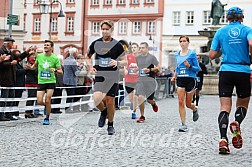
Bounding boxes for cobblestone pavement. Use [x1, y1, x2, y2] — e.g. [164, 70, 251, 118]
[0, 95, 252, 167]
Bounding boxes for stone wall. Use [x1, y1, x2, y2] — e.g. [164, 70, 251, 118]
[201, 75, 219, 95]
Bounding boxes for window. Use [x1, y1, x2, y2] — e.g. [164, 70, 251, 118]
[68, 0, 75, 3]
[119, 0, 125, 4]
[203, 11, 211, 24]
[51, 17, 57, 32]
[146, 0, 154, 3]
[34, 18, 40, 32]
[67, 17, 74, 32]
[220, 11, 228, 24]
[105, 0, 112, 5]
[132, 0, 139, 4]
[119, 21, 127, 34]
[186, 11, 194, 24]
[92, 0, 99, 5]
[147, 21, 155, 34]
[92, 22, 100, 34]
[173, 11, 180, 25]
[133, 21, 141, 34]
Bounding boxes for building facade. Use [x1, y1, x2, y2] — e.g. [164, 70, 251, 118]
[0, 0, 164, 62]
[0, 0, 26, 49]
[163, 0, 252, 68]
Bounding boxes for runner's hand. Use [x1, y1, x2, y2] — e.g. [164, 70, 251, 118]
[89, 67, 97, 75]
[109, 59, 118, 68]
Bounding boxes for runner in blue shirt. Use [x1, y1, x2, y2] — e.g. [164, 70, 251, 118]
[171, 35, 200, 132]
[210, 6, 252, 154]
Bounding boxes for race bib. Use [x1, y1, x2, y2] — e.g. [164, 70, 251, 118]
[128, 68, 136, 74]
[98, 57, 111, 67]
[178, 67, 189, 77]
[40, 71, 51, 79]
[139, 69, 148, 77]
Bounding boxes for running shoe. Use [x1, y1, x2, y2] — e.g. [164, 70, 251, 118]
[98, 109, 107, 127]
[230, 121, 243, 149]
[137, 116, 145, 123]
[178, 124, 188, 132]
[131, 112, 136, 119]
[152, 103, 158, 112]
[219, 139, 230, 154]
[43, 118, 50, 125]
[107, 126, 115, 135]
[193, 109, 199, 122]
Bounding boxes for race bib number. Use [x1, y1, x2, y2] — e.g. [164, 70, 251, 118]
[40, 71, 51, 79]
[128, 68, 136, 74]
[178, 67, 189, 77]
[98, 58, 111, 67]
[139, 69, 148, 77]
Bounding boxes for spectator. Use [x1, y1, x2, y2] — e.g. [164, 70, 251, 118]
[63, 48, 79, 111]
[13, 49, 29, 119]
[51, 54, 64, 114]
[25, 49, 42, 118]
[0, 37, 32, 121]
[75, 54, 89, 111]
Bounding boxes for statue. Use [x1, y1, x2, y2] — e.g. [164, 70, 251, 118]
[210, 0, 227, 26]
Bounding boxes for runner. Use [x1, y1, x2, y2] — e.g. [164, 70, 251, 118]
[135, 42, 160, 123]
[86, 20, 126, 135]
[124, 42, 139, 119]
[192, 55, 208, 108]
[209, 7, 252, 154]
[31, 40, 63, 125]
[171, 35, 200, 132]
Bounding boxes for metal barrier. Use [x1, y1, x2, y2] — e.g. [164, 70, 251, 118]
[0, 85, 93, 113]
[155, 77, 175, 99]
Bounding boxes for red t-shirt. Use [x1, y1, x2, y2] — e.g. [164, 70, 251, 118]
[125, 54, 138, 83]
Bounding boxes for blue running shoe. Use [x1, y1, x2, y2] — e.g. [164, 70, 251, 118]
[131, 112, 136, 119]
[43, 118, 49, 125]
[178, 123, 188, 132]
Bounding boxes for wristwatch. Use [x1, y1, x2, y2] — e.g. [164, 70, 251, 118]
[54, 69, 58, 73]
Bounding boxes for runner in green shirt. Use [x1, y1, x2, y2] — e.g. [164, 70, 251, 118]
[31, 40, 63, 125]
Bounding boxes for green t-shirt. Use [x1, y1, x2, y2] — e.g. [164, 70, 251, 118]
[36, 53, 61, 84]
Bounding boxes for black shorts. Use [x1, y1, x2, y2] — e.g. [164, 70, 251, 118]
[219, 71, 251, 98]
[37, 83, 56, 91]
[93, 76, 118, 97]
[125, 82, 136, 94]
[176, 77, 196, 92]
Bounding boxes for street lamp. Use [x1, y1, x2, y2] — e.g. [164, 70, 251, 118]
[149, 34, 154, 55]
[39, 0, 65, 40]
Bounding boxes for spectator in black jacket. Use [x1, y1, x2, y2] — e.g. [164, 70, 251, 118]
[0, 37, 32, 121]
[13, 49, 30, 118]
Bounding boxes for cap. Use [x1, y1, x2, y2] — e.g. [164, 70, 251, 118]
[3, 37, 15, 42]
[227, 7, 243, 15]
